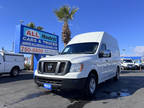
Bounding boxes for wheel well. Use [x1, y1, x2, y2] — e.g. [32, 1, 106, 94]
[11, 66, 20, 72]
[88, 70, 98, 84]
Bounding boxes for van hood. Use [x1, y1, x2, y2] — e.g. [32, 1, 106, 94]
[123, 62, 134, 65]
[122, 63, 135, 66]
[40, 54, 95, 63]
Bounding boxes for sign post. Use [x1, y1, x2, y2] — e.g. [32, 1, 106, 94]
[15, 25, 59, 72]
[33, 54, 43, 73]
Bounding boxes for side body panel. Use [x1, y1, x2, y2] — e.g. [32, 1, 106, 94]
[99, 33, 120, 81]
[4, 54, 24, 72]
[0, 54, 4, 73]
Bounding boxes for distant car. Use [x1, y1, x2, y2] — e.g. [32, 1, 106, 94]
[134, 60, 142, 69]
[142, 63, 144, 67]
[121, 59, 135, 70]
[140, 62, 144, 69]
[0, 51, 24, 77]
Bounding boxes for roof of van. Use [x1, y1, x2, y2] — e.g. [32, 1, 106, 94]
[67, 32, 115, 45]
[0, 51, 24, 56]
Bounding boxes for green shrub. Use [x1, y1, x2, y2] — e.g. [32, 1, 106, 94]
[24, 64, 31, 70]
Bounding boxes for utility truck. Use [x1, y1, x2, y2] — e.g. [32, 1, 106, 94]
[34, 32, 120, 96]
[0, 51, 24, 77]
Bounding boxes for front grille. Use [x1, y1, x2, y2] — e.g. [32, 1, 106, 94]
[38, 61, 71, 75]
[58, 62, 66, 73]
[44, 62, 57, 73]
[128, 64, 133, 66]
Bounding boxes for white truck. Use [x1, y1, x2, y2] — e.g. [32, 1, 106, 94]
[134, 60, 142, 69]
[34, 32, 120, 96]
[121, 59, 135, 70]
[0, 51, 24, 77]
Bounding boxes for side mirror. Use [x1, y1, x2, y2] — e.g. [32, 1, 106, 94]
[99, 49, 111, 58]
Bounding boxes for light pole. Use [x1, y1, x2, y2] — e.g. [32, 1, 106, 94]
[122, 49, 126, 57]
[12, 41, 14, 52]
[19, 20, 24, 25]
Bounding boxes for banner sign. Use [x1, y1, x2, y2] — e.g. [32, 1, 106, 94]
[15, 25, 59, 55]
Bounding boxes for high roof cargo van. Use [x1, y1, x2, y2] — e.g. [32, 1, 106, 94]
[34, 32, 120, 96]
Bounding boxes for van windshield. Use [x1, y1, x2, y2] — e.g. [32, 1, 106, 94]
[123, 60, 133, 63]
[61, 42, 99, 54]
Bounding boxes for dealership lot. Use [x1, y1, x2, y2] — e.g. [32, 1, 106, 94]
[0, 70, 144, 108]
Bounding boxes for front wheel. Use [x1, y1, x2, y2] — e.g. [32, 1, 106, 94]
[10, 67, 20, 77]
[114, 68, 120, 81]
[85, 73, 97, 97]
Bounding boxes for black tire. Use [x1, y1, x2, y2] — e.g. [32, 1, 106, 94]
[85, 73, 97, 97]
[136, 66, 139, 70]
[34, 77, 41, 87]
[35, 83, 41, 88]
[114, 68, 120, 81]
[10, 67, 20, 77]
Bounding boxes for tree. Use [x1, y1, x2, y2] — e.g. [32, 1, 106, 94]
[54, 5, 78, 47]
[27, 22, 36, 29]
[27, 22, 44, 70]
[37, 26, 43, 30]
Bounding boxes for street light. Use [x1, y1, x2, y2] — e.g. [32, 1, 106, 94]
[122, 49, 126, 57]
[19, 20, 24, 24]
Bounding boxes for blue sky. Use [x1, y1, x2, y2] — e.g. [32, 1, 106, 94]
[0, 0, 144, 56]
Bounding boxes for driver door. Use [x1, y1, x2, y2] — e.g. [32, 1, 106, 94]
[97, 43, 110, 81]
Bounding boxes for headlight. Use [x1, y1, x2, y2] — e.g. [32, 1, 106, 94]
[69, 63, 84, 72]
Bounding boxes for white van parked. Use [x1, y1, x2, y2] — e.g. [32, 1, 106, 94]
[34, 32, 120, 96]
[121, 59, 135, 70]
[0, 51, 24, 77]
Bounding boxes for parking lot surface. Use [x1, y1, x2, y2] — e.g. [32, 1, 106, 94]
[0, 70, 144, 108]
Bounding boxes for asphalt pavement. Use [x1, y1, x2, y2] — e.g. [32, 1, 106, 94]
[0, 70, 144, 108]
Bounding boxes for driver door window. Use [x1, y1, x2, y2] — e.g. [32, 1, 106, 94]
[99, 44, 106, 58]
[101, 44, 106, 51]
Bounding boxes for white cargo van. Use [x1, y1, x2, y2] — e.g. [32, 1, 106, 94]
[34, 32, 120, 96]
[0, 51, 24, 77]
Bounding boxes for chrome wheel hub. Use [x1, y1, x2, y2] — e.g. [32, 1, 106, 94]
[13, 70, 18, 76]
[89, 78, 96, 94]
[117, 71, 120, 79]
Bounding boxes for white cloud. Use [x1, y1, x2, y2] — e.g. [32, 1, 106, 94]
[134, 46, 144, 56]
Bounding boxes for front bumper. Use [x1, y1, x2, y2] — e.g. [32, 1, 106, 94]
[140, 64, 144, 68]
[122, 66, 135, 69]
[34, 76, 87, 90]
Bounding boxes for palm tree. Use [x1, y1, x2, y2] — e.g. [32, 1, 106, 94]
[27, 22, 44, 70]
[54, 5, 78, 47]
[37, 26, 43, 30]
[27, 22, 36, 29]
